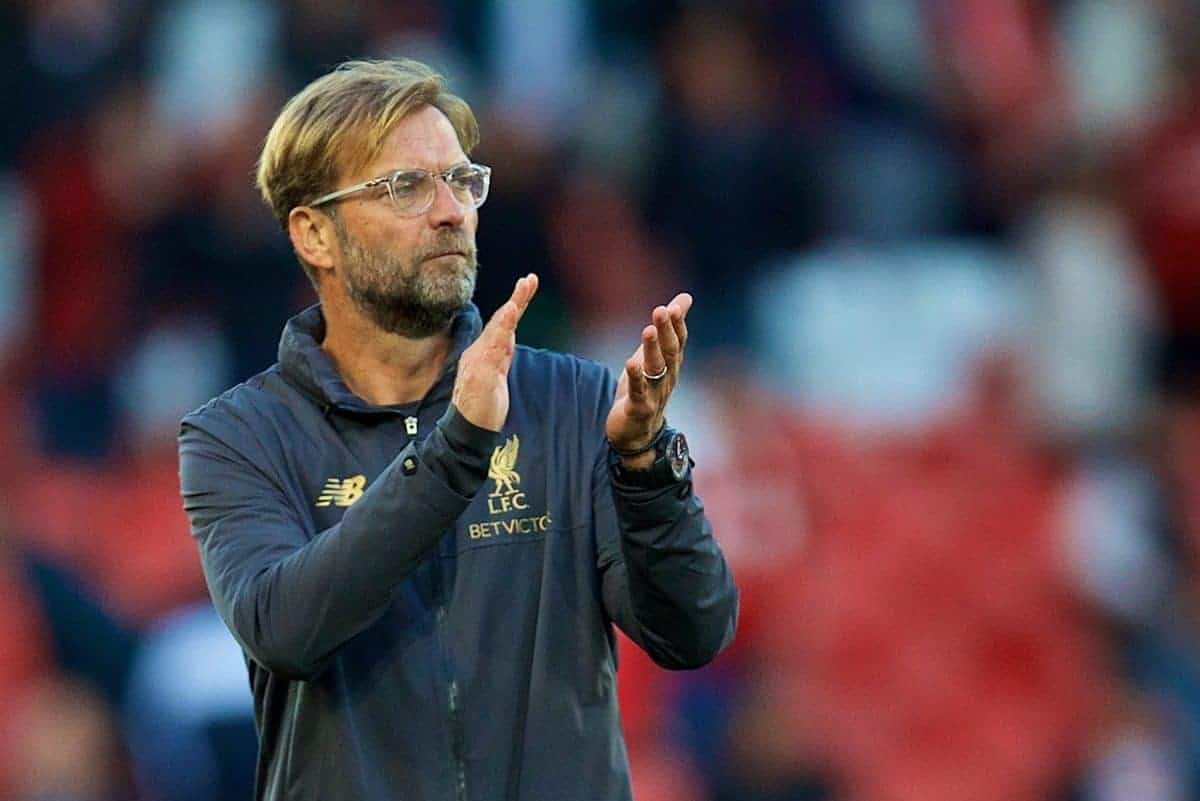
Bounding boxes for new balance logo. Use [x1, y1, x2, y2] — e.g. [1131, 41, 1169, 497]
[316, 474, 366, 507]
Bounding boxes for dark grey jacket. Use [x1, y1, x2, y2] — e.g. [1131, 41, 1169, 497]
[177, 304, 738, 801]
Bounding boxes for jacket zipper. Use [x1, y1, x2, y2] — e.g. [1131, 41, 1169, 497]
[434, 575, 468, 801]
[447, 669, 468, 801]
[415, 377, 467, 801]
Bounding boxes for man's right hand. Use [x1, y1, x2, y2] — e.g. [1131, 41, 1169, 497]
[452, 273, 538, 432]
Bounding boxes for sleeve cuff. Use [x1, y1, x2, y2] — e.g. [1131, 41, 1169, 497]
[437, 404, 500, 467]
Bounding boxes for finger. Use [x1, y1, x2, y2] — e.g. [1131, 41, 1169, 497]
[653, 305, 681, 363]
[671, 312, 687, 356]
[481, 278, 523, 335]
[641, 324, 667, 379]
[613, 360, 630, 398]
[667, 293, 693, 320]
[512, 272, 538, 316]
[483, 273, 539, 340]
[625, 357, 647, 402]
[666, 293, 691, 358]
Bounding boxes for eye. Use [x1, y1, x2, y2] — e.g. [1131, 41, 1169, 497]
[389, 172, 427, 197]
[447, 166, 487, 198]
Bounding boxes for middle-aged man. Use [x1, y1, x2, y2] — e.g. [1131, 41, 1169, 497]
[178, 58, 738, 801]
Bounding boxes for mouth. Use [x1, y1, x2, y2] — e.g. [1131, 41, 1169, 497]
[426, 250, 467, 261]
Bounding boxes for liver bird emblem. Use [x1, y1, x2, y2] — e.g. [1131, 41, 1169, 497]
[488, 435, 521, 496]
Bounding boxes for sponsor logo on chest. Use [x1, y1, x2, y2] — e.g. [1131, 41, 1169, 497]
[468, 435, 552, 539]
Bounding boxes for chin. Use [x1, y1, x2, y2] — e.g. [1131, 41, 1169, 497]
[422, 269, 476, 307]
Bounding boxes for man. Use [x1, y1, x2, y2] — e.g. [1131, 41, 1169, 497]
[178, 58, 738, 801]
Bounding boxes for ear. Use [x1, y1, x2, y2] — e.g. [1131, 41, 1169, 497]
[288, 206, 338, 280]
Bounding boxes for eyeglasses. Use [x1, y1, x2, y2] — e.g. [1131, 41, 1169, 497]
[309, 162, 492, 217]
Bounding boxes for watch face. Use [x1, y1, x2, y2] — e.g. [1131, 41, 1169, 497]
[667, 432, 689, 480]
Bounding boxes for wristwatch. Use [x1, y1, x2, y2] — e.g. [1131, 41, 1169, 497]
[609, 427, 692, 489]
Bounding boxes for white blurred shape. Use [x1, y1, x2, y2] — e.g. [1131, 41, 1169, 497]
[753, 241, 1027, 429]
[491, 0, 591, 138]
[1061, 455, 1168, 623]
[1022, 194, 1156, 440]
[125, 603, 253, 801]
[116, 317, 230, 447]
[1083, 726, 1186, 801]
[1060, 0, 1170, 147]
[150, 0, 278, 145]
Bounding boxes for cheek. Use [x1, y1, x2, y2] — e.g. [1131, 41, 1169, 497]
[462, 211, 479, 238]
[361, 217, 424, 254]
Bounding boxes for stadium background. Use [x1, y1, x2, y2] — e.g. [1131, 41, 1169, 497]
[3, 1, 1200, 799]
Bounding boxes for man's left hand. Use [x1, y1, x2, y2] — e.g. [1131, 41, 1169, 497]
[606, 293, 692, 469]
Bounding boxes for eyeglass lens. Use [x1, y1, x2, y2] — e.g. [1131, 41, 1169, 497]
[388, 166, 489, 215]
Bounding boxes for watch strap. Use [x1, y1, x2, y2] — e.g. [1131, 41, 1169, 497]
[607, 421, 669, 458]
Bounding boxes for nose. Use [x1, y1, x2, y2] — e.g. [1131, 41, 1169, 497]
[426, 174, 468, 228]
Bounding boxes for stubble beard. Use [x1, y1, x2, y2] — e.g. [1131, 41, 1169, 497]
[336, 221, 478, 339]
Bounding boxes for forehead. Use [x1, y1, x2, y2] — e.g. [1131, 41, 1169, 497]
[360, 105, 467, 178]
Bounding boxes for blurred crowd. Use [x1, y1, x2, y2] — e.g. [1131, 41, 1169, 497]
[3, 0, 1200, 799]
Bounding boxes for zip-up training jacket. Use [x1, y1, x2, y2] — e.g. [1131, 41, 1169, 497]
[177, 303, 738, 801]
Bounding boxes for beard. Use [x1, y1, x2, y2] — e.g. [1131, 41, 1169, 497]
[335, 220, 478, 338]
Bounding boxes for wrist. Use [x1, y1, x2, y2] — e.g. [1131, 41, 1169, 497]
[608, 421, 668, 459]
[619, 450, 656, 470]
[609, 428, 692, 489]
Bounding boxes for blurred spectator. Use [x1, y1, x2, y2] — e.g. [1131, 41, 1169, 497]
[0, 536, 55, 799]
[125, 604, 255, 801]
[148, 0, 279, 148]
[713, 667, 835, 801]
[1122, 84, 1200, 394]
[0, 515, 139, 799]
[1020, 189, 1157, 443]
[816, 1, 968, 241]
[2, 0, 148, 164]
[135, 83, 307, 383]
[1057, 0, 1172, 156]
[1165, 403, 1200, 574]
[25, 76, 182, 458]
[470, 112, 571, 349]
[547, 172, 682, 365]
[1068, 689, 1187, 801]
[644, 4, 818, 352]
[929, 0, 1070, 213]
[487, 0, 593, 140]
[1060, 453, 1170, 626]
[278, 1, 370, 84]
[0, 174, 34, 355]
[1126, 588, 1200, 797]
[9, 676, 135, 801]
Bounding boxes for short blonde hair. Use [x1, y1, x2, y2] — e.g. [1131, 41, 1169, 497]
[256, 58, 479, 231]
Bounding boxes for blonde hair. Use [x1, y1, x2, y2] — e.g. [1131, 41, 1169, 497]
[256, 58, 479, 232]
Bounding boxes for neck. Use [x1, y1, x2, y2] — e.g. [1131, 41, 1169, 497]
[319, 290, 453, 407]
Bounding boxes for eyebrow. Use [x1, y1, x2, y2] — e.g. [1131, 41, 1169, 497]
[378, 160, 471, 175]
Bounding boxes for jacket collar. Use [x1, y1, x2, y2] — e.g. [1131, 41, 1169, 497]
[277, 303, 483, 415]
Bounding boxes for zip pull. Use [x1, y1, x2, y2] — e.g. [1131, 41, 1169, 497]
[405, 416, 418, 436]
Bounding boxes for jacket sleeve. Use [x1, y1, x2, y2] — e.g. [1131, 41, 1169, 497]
[178, 404, 497, 680]
[591, 377, 738, 670]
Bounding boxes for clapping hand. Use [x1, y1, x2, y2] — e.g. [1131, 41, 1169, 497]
[453, 274, 539, 432]
[605, 293, 692, 467]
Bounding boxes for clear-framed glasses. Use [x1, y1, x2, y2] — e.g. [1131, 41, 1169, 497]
[309, 162, 491, 217]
